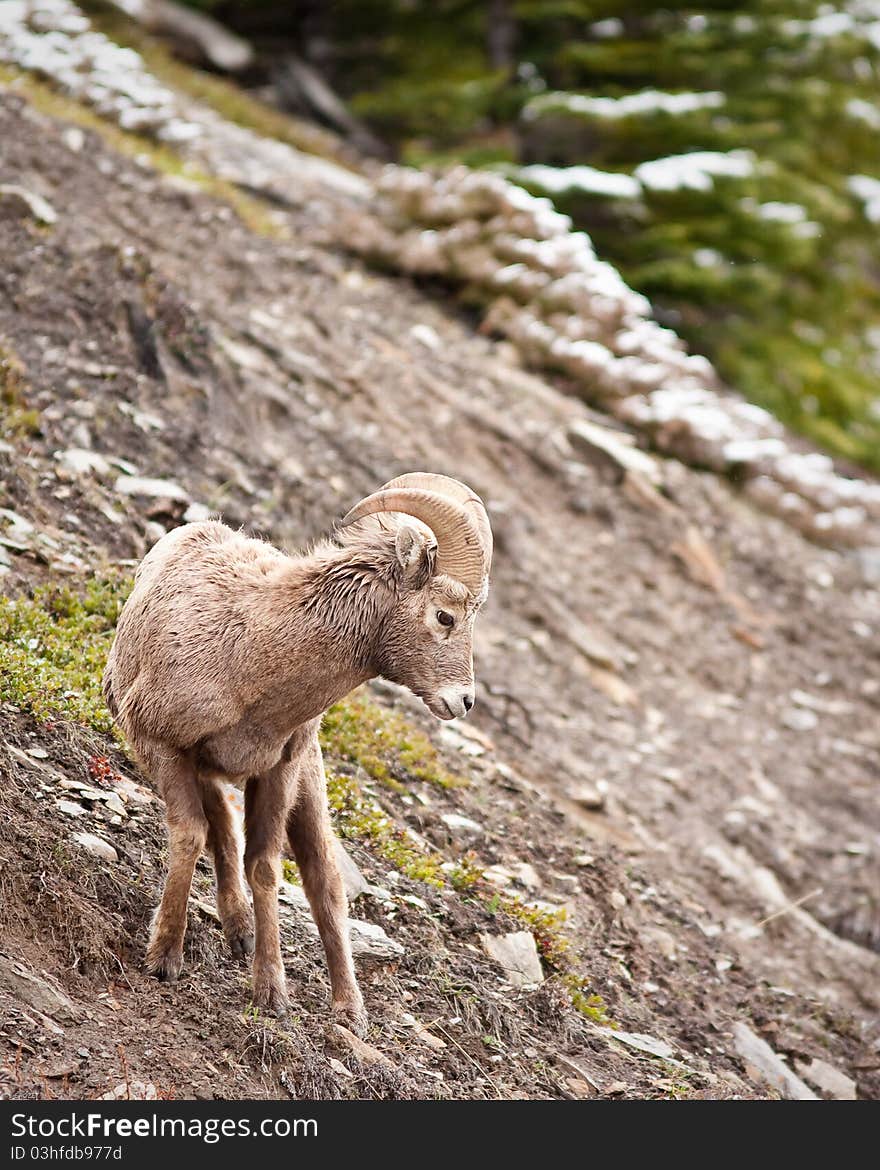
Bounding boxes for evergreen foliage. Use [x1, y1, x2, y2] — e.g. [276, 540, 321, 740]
[188, 1, 880, 470]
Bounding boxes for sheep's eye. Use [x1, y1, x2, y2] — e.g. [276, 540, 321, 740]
[437, 610, 455, 628]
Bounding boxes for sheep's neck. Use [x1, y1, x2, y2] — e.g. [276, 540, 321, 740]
[267, 549, 389, 715]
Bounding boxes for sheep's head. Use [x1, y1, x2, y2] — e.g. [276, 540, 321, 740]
[340, 473, 492, 720]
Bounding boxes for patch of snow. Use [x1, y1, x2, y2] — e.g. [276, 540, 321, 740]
[635, 151, 755, 192]
[846, 97, 880, 128]
[693, 248, 725, 268]
[784, 6, 880, 48]
[754, 201, 808, 223]
[526, 88, 724, 121]
[848, 174, 880, 222]
[590, 18, 624, 39]
[518, 163, 640, 200]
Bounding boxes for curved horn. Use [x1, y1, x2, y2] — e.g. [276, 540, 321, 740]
[340, 486, 488, 594]
[381, 473, 493, 566]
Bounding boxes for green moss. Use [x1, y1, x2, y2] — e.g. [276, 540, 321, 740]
[446, 854, 485, 891]
[325, 763, 446, 886]
[323, 748, 612, 1019]
[0, 341, 41, 437]
[0, 67, 283, 239]
[494, 892, 614, 1023]
[321, 690, 463, 791]
[0, 575, 130, 733]
[567, 982, 613, 1025]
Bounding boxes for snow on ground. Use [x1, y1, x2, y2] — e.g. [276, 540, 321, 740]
[846, 97, 880, 128]
[783, 4, 880, 48]
[634, 150, 756, 192]
[517, 163, 640, 200]
[848, 174, 880, 222]
[518, 150, 761, 201]
[357, 166, 880, 547]
[524, 88, 725, 121]
[0, 0, 368, 198]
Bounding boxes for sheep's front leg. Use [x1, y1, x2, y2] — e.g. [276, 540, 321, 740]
[144, 748, 208, 982]
[288, 738, 366, 1036]
[244, 763, 296, 1016]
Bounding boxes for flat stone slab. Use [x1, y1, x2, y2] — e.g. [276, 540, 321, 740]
[480, 930, 544, 988]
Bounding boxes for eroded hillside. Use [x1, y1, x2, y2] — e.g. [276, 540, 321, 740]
[0, 14, 878, 1102]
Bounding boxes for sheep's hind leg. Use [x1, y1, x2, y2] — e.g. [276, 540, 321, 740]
[202, 778, 254, 959]
[288, 739, 366, 1036]
[244, 763, 296, 1016]
[144, 747, 208, 982]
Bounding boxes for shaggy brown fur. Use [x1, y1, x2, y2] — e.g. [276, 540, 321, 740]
[103, 504, 488, 1032]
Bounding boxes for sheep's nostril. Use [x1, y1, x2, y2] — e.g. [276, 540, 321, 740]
[462, 693, 474, 712]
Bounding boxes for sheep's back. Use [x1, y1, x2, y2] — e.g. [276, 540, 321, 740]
[107, 521, 289, 746]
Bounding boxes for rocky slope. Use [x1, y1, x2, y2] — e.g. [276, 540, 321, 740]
[233, 0, 880, 473]
[0, 5, 878, 1101]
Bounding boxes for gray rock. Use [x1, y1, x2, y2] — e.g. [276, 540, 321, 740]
[483, 864, 515, 888]
[59, 782, 127, 819]
[480, 930, 544, 988]
[0, 508, 34, 538]
[610, 1030, 675, 1060]
[333, 838, 369, 902]
[349, 919, 405, 962]
[56, 799, 88, 818]
[0, 184, 57, 225]
[568, 781, 607, 811]
[56, 448, 111, 477]
[437, 724, 486, 756]
[795, 1057, 857, 1100]
[781, 707, 818, 732]
[440, 812, 484, 841]
[72, 832, 118, 864]
[62, 127, 85, 153]
[0, 953, 81, 1021]
[732, 1023, 818, 1099]
[510, 862, 542, 891]
[279, 880, 403, 960]
[856, 547, 880, 584]
[183, 502, 212, 523]
[114, 475, 189, 501]
[567, 418, 660, 484]
[101, 1081, 157, 1101]
[100, 791, 128, 819]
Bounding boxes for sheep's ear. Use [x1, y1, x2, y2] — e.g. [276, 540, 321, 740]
[394, 524, 436, 590]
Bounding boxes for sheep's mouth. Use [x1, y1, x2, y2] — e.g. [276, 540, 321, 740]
[423, 694, 457, 721]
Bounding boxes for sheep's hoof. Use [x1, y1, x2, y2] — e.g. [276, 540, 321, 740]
[332, 999, 368, 1038]
[145, 946, 184, 983]
[252, 972, 289, 1018]
[228, 930, 255, 960]
[222, 909, 255, 960]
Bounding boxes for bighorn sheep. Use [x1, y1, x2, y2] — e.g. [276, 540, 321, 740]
[103, 473, 492, 1032]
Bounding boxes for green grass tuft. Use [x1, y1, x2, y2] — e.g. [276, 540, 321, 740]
[320, 689, 463, 791]
[0, 340, 41, 437]
[0, 575, 131, 732]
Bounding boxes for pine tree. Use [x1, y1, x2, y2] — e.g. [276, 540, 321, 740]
[512, 2, 880, 470]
